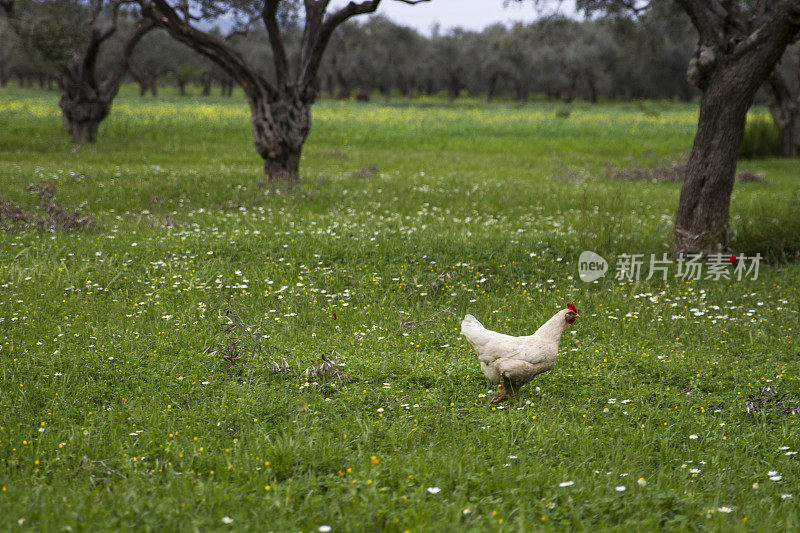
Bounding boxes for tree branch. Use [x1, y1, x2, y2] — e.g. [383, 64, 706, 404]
[82, 3, 124, 86]
[223, 12, 260, 41]
[765, 68, 792, 130]
[732, 2, 800, 61]
[87, 0, 105, 27]
[619, 0, 648, 14]
[224, 27, 249, 41]
[138, 0, 277, 99]
[0, 0, 19, 35]
[263, 0, 290, 87]
[176, 0, 201, 22]
[101, 17, 155, 98]
[295, 0, 429, 96]
[674, 0, 726, 44]
[298, 0, 380, 91]
[99, 2, 126, 41]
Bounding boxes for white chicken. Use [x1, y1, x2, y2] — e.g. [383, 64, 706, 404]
[461, 304, 579, 403]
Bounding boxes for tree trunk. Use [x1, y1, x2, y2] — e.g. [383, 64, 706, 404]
[587, 75, 598, 104]
[516, 84, 528, 103]
[248, 94, 310, 184]
[670, 1, 800, 254]
[201, 79, 211, 96]
[150, 81, 158, 96]
[378, 82, 390, 101]
[71, 119, 101, 144]
[178, 80, 186, 96]
[264, 148, 301, 183]
[335, 70, 350, 99]
[674, 74, 754, 253]
[59, 86, 110, 145]
[355, 83, 371, 102]
[485, 75, 498, 103]
[139, 82, 147, 96]
[447, 83, 459, 101]
[325, 73, 335, 98]
[765, 69, 800, 158]
[781, 109, 800, 158]
[336, 85, 351, 100]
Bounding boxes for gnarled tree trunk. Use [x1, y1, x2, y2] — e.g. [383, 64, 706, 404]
[249, 94, 310, 184]
[59, 84, 110, 144]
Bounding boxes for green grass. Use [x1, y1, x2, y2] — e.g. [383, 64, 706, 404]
[1, 88, 799, 531]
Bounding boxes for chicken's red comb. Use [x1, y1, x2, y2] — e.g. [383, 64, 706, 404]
[567, 303, 577, 313]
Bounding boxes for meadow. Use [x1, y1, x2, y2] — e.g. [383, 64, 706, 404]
[1, 87, 800, 531]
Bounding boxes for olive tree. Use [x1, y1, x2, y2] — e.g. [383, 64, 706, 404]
[0, 0, 154, 143]
[672, 0, 800, 252]
[137, 0, 427, 184]
[518, 0, 800, 253]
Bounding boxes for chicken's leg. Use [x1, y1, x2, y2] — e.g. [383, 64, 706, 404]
[491, 379, 517, 403]
[490, 383, 506, 404]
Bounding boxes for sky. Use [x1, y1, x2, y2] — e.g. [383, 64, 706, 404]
[331, 0, 577, 35]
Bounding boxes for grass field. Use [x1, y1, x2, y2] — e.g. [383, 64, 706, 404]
[1, 88, 800, 531]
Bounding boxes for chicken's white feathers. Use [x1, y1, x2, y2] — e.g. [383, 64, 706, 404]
[461, 309, 575, 389]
